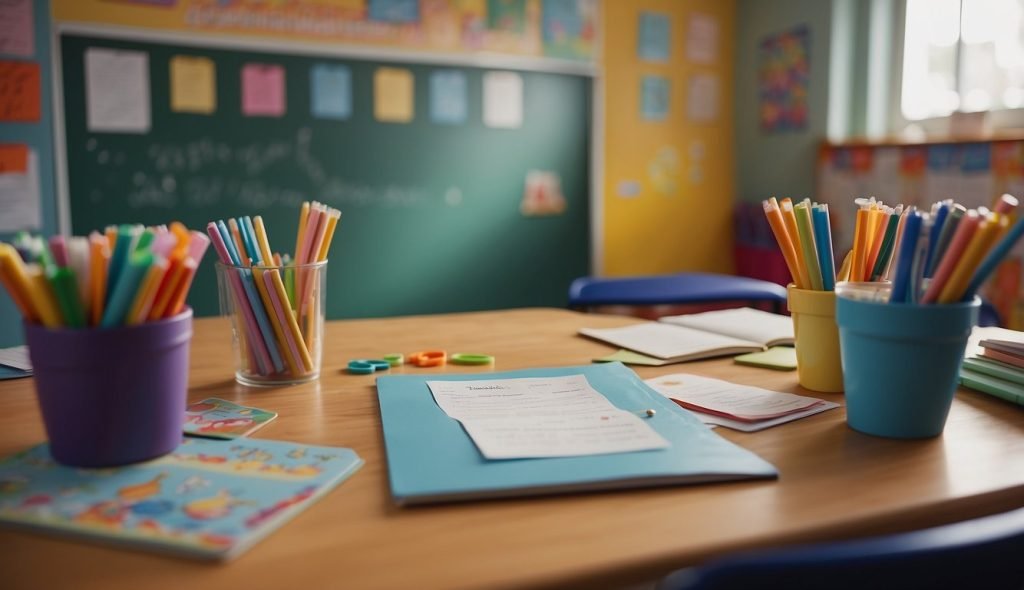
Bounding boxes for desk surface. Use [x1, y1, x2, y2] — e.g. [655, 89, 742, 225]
[3, 308, 1024, 590]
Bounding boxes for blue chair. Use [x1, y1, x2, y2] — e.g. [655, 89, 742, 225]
[657, 506, 1024, 590]
[568, 272, 788, 314]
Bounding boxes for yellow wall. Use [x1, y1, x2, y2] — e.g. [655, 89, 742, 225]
[601, 0, 736, 276]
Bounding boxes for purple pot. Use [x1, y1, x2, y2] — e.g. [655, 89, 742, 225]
[24, 308, 192, 467]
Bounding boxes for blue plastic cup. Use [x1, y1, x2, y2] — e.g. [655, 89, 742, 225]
[835, 296, 979, 439]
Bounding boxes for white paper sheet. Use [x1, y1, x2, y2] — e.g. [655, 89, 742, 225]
[646, 373, 825, 420]
[0, 345, 31, 371]
[427, 375, 669, 459]
[460, 411, 670, 459]
[86, 47, 150, 133]
[0, 150, 40, 232]
[483, 71, 523, 129]
[690, 402, 838, 432]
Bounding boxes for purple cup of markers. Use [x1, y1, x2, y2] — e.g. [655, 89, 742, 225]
[24, 308, 192, 467]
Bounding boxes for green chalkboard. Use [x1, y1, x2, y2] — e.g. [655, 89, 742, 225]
[60, 33, 590, 320]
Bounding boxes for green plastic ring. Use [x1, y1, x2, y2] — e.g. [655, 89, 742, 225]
[450, 353, 495, 365]
[382, 354, 404, 366]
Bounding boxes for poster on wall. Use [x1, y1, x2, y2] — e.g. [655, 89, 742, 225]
[758, 24, 809, 133]
[59, 0, 596, 63]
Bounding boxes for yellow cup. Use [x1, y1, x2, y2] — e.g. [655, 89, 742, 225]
[787, 285, 843, 393]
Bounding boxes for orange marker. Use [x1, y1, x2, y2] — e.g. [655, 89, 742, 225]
[762, 199, 806, 289]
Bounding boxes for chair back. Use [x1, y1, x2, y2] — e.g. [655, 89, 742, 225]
[658, 507, 1024, 590]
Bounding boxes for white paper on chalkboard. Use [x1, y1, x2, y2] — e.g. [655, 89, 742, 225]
[483, 71, 523, 129]
[86, 47, 150, 133]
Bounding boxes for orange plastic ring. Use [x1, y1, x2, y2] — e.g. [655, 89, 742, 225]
[409, 350, 446, 367]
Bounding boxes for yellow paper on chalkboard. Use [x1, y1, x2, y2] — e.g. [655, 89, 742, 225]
[170, 56, 216, 114]
[374, 67, 413, 123]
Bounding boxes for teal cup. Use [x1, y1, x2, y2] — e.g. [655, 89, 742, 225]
[835, 295, 979, 439]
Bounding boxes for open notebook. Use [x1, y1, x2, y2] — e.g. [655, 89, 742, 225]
[0, 437, 363, 560]
[581, 307, 794, 363]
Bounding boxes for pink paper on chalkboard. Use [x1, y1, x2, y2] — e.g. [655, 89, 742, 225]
[241, 63, 285, 117]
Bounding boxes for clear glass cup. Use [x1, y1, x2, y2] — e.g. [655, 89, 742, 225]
[215, 261, 326, 386]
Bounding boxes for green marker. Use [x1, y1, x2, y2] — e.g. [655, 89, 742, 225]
[47, 266, 86, 328]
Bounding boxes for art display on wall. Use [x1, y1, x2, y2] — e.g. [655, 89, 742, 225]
[758, 24, 809, 133]
[56, 0, 596, 62]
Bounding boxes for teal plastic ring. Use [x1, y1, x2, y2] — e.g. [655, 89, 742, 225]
[348, 360, 375, 374]
[366, 360, 391, 371]
[450, 353, 495, 365]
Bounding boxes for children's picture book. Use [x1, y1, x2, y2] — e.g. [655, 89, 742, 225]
[184, 398, 277, 439]
[580, 307, 794, 363]
[0, 437, 363, 560]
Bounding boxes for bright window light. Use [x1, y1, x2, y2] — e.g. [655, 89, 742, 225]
[902, 0, 1024, 120]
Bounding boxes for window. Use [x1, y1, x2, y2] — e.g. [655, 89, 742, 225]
[901, 0, 1024, 121]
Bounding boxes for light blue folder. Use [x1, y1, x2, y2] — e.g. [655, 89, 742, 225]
[376, 362, 778, 505]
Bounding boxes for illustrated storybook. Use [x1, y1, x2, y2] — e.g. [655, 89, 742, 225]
[580, 307, 794, 363]
[184, 398, 278, 439]
[376, 362, 777, 506]
[0, 437, 363, 560]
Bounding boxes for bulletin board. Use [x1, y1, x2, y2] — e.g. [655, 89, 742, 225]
[59, 32, 592, 319]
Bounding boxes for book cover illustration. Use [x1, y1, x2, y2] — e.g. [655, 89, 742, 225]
[184, 397, 278, 439]
[0, 437, 363, 560]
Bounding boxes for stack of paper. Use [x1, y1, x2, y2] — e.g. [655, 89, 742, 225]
[0, 345, 31, 380]
[645, 373, 839, 432]
[960, 329, 1024, 406]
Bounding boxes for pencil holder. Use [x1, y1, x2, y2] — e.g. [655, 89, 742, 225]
[215, 261, 326, 387]
[787, 286, 844, 393]
[24, 308, 193, 468]
[836, 295, 979, 439]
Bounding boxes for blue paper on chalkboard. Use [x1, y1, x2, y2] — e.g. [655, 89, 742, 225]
[429, 70, 467, 125]
[311, 64, 352, 120]
[641, 76, 669, 121]
[638, 12, 670, 62]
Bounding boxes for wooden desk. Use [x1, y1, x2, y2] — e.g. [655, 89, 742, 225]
[3, 308, 1024, 590]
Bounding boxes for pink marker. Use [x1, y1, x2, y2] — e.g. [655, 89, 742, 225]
[206, 223, 273, 375]
[48, 235, 68, 267]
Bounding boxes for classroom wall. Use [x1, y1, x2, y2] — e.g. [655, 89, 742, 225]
[0, 0, 57, 347]
[734, 0, 836, 203]
[600, 0, 737, 276]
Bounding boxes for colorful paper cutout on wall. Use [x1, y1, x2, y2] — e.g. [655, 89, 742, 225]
[0, 144, 28, 173]
[54, 0, 594, 63]
[686, 13, 718, 64]
[0, 148, 40, 232]
[242, 63, 286, 117]
[85, 48, 150, 133]
[0, 60, 39, 122]
[648, 145, 680, 196]
[0, 0, 34, 58]
[429, 70, 467, 125]
[758, 24, 809, 133]
[487, 0, 527, 33]
[170, 55, 216, 114]
[687, 74, 718, 122]
[374, 67, 414, 123]
[637, 12, 670, 62]
[311, 63, 352, 120]
[483, 71, 523, 129]
[520, 170, 566, 216]
[368, 0, 420, 24]
[640, 75, 669, 121]
[541, 0, 596, 61]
